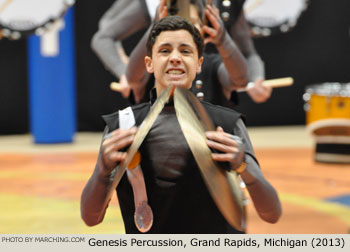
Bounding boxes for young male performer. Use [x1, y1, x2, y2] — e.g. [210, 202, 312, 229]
[81, 16, 281, 233]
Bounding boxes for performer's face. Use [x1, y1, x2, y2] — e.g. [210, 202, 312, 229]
[145, 29, 203, 95]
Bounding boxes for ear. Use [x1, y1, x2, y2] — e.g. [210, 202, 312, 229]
[196, 56, 204, 73]
[145, 56, 154, 73]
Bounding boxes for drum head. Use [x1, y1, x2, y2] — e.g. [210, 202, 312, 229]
[0, 0, 74, 39]
[243, 0, 309, 37]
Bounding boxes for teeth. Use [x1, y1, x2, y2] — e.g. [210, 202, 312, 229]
[168, 70, 183, 75]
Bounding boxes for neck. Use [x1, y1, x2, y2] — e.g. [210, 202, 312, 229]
[155, 83, 176, 98]
[155, 83, 192, 98]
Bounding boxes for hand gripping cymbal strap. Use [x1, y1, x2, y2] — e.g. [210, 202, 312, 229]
[119, 107, 153, 233]
[174, 87, 244, 231]
[99, 85, 174, 229]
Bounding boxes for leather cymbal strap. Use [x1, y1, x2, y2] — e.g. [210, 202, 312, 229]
[174, 87, 244, 231]
[99, 85, 174, 225]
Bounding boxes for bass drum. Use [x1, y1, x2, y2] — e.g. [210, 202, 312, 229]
[243, 0, 309, 37]
[303, 83, 350, 163]
[0, 0, 74, 40]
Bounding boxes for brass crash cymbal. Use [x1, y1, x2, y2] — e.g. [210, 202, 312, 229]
[174, 87, 244, 231]
[101, 85, 243, 231]
[99, 85, 174, 220]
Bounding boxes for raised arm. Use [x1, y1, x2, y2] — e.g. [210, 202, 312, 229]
[229, 11, 272, 103]
[125, 27, 152, 93]
[125, 0, 168, 103]
[203, 5, 249, 92]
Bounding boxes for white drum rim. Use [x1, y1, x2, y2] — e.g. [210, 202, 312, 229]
[314, 135, 350, 144]
[307, 119, 350, 143]
[304, 83, 350, 97]
[315, 153, 350, 164]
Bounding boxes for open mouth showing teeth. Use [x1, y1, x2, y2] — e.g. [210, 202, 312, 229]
[167, 70, 184, 75]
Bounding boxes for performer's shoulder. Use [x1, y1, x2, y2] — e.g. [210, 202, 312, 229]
[102, 102, 151, 128]
[201, 100, 241, 116]
[131, 102, 151, 112]
[200, 101, 244, 131]
[103, 103, 150, 119]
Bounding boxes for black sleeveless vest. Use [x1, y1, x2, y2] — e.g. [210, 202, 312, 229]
[102, 101, 243, 234]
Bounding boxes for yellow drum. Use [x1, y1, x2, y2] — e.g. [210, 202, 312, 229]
[304, 83, 350, 136]
[303, 83, 350, 163]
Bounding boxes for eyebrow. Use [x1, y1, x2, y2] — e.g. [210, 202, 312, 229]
[157, 42, 195, 50]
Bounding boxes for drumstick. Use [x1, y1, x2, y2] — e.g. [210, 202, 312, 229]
[237, 77, 294, 92]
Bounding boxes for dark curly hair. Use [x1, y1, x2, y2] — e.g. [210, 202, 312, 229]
[146, 15, 204, 58]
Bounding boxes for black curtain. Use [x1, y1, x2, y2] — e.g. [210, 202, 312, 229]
[235, 0, 350, 126]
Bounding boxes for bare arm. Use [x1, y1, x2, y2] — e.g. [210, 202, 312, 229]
[125, 0, 168, 103]
[124, 27, 152, 103]
[205, 119, 281, 223]
[234, 119, 282, 223]
[80, 155, 112, 226]
[80, 127, 137, 226]
[125, 27, 152, 91]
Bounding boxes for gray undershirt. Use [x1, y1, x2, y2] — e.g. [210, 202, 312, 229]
[139, 106, 256, 187]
